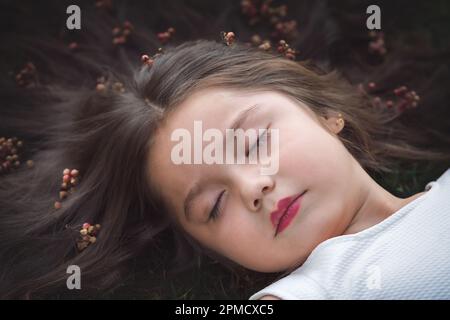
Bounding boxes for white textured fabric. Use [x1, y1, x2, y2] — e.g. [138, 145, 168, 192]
[249, 168, 450, 300]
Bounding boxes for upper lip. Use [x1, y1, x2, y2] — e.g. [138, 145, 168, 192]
[270, 190, 306, 234]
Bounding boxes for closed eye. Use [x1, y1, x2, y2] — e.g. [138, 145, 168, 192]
[208, 190, 226, 221]
[246, 125, 271, 157]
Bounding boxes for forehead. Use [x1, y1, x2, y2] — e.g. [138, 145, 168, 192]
[160, 87, 306, 132]
[170, 88, 267, 126]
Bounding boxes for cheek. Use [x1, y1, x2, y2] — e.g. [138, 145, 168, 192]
[295, 196, 344, 246]
[209, 208, 300, 272]
[280, 124, 348, 189]
[209, 210, 272, 268]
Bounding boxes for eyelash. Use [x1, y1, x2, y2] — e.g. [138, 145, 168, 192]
[209, 190, 226, 221]
[246, 125, 271, 157]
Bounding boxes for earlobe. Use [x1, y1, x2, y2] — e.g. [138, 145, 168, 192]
[323, 113, 345, 134]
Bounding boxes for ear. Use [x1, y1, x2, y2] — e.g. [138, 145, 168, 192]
[321, 113, 345, 135]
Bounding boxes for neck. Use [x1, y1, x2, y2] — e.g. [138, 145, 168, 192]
[342, 168, 425, 235]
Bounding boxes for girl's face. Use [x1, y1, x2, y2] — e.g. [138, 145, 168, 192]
[148, 88, 367, 273]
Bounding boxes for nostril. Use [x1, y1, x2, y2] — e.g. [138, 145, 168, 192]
[262, 186, 269, 192]
[253, 199, 260, 208]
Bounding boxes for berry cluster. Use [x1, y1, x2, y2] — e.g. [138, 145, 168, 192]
[221, 31, 236, 46]
[54, 168, 80, 210]
[140, 48, 164, 69]
[15, 62, 37, 88]
[368, 31, 386, 56]
[276, 39, 297, 60]
[77, 223, 101, 252]
[157, 27, 176, 44]
[95, 76, 125, 93]
[241, 0, 298, 40]
[0, 137, 33, 175]
[360, 82, 420, 114]
[112, 21, 134, 46]
[248, 35, 297, 59]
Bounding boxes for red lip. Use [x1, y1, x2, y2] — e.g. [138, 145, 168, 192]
[271, 191, 306, 236]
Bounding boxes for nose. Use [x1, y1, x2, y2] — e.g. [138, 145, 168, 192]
[241, 175, 275, 212]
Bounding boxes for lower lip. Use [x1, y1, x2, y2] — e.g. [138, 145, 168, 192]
[275, 192, 305, 235]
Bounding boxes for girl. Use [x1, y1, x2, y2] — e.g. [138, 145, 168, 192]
[1, 1, 449, 299]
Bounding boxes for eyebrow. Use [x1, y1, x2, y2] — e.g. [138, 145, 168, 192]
[229, 103, 261, 131]
[183, 103, 262, 221]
